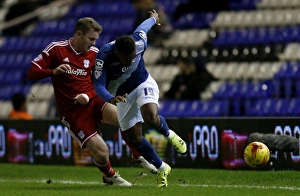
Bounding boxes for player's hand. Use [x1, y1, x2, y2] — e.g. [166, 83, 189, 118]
[53, 64, 71, 75]
[110, 94, 128, 105]
[149, 9, 160, 26]
[74, 94, 89, 104]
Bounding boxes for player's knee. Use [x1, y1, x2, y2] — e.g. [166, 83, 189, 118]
[144, 114, 159, 126]
[94, 155, 109, 165]
[92, 148, 109, 162]
[128, 136, 142, 148]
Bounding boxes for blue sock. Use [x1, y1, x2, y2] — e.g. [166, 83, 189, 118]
[135, 137, 162, 168]
[158, 115, 170, 137]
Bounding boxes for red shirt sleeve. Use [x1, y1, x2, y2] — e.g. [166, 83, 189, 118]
[86, 89, 97, 100]
[27, 48, 55, 80]
[27, 64, 54, 80]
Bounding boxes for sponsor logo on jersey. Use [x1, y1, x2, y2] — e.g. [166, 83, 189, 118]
[66, 69, 87, 76]
[111, 62, 120, 67]
[34, 54, 43, 61]
[122, 66, 131, 72]
[83, 59, 90, 68]
[95, 59, 103, 70]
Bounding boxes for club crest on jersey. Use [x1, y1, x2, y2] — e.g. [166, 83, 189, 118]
[78, 130, 85, 139]
[95, 59, 103, 70]
[94, 70, 102, 79]
[83, 59, 90, 68]
[34, 54, 43, 61]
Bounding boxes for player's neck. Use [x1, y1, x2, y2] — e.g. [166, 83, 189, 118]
[70, 38, 81, 53]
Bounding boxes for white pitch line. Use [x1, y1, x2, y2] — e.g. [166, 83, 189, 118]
[0, 179, 299, 191]
[184, 184, 300, 191]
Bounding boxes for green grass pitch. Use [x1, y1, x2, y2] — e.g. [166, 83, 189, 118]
[0, 163, 300, 196]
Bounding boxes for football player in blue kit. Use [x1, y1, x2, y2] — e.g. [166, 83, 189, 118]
[93, 9, 187, 187]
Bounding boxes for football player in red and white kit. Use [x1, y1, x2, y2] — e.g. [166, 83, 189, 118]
[27, 17, 142, 186]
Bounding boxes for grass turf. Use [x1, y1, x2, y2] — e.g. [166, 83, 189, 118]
[0, 163, 300, 196]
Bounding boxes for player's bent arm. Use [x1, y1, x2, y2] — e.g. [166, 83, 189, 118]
[28, 63, 71, 80]
[94, 83, 114, 103]
[27, 63, 54, 80]
[86, 90, 97, 100]
[93, 69, 114, 102]
[74, 93, 89, 105]
[53, 64, 71, 75]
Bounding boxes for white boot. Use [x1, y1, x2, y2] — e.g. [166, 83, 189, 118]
[134, 156, 158, 174]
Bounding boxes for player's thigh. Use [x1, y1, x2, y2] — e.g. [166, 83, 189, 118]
[102, 102, 118, 126]
[117, 101, 143, 131]
[85, 134, 108, 157]
[136, 76, 160, 107]
[140, 102, 159, 119]
[62, 105, 99, 148]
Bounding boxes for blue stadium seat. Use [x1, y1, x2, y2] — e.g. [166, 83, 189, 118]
[274, 99, 289, 116]
[228, 0, 259, 10]
[288, 98, 300, 116]
[174, 12, 216, 29]
[0, 85, 13, 100]
[187, 100, 202, 117]
[158, 100, 175, 117]
[283, 79, 292, 98]
[0, 55, 8, 68]
[213, 82, 231, 98]
[274, 62, 293, 79]
[290, 62, 300, 79]
[176, 100, 193, 117]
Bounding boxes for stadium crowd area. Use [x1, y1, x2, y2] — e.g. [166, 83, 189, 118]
[1, 0, 300, 118]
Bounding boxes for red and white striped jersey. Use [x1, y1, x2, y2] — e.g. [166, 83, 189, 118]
[28, 39, 99, 115]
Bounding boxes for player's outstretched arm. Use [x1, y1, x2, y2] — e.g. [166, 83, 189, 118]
[148, 9, 160, 26]
[133, 9, 160, 35]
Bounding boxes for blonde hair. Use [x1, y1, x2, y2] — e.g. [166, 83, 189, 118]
[74, 17, 102, 35]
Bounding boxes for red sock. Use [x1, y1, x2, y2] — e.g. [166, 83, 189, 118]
[120, 130, 141, 159]
[94, 159, 115, 177]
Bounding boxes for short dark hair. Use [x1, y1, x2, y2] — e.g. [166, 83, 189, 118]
[115, 36, 135, 53]
[11, 93, 26, 110]
[74, 17, 102, 35]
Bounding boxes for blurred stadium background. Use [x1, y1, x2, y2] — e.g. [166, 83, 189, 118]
[1, 0, 300, 119]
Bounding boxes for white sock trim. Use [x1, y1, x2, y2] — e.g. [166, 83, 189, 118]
[158, 162, 166, 171]
[167, 130, 174, 138]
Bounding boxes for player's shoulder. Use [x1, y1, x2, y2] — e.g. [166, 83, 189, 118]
[89, 46, 99, 54]
[98, 42, 114, 57]
[132, 30, 147, 41]
[43, 39, 69, 54]
[102, 41, 114, 51]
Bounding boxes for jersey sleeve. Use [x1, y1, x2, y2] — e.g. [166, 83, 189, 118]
[131, 17, 157, 51]
[93, 50, 114, 102]
[27, 43, 55, 80]
[133, 17, 157, 35]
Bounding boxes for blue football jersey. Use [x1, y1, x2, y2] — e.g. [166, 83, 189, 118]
[93, 17, 157, 102]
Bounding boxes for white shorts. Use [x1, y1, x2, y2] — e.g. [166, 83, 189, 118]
[116, 74, 160, 131]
